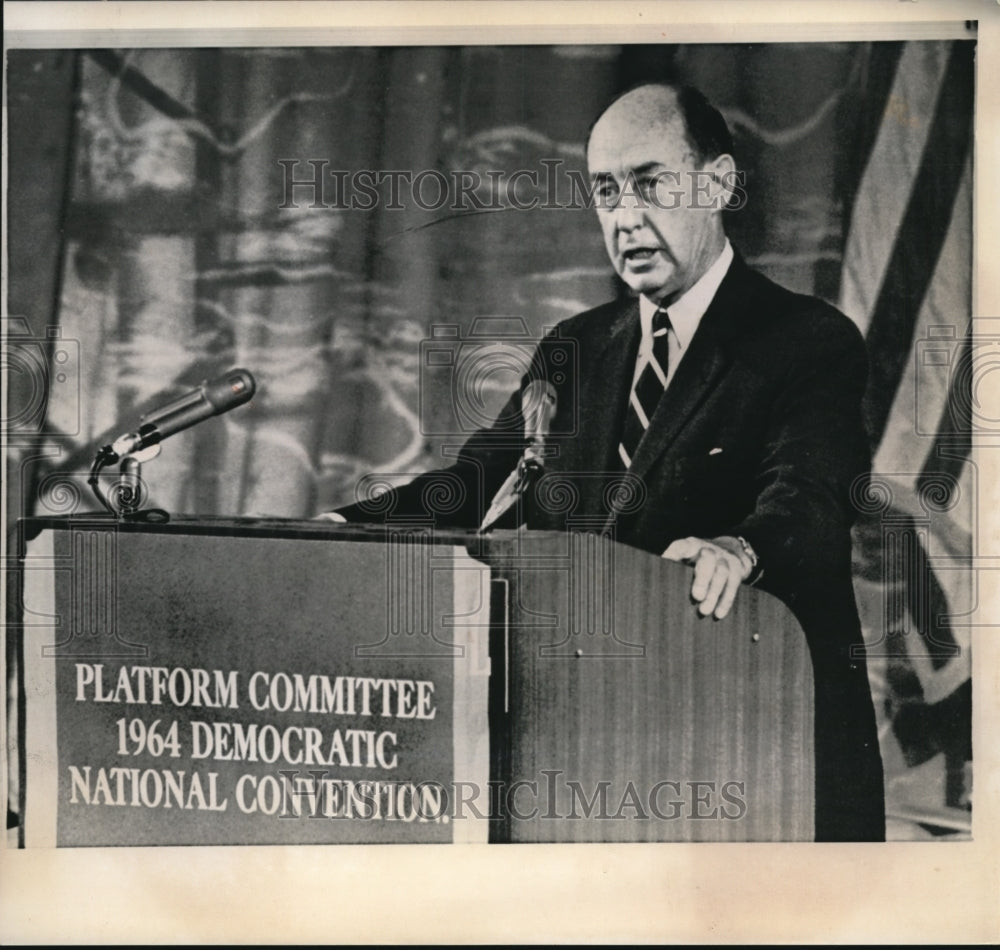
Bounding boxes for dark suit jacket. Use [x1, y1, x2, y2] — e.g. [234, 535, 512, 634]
[338, 252, 886, 841]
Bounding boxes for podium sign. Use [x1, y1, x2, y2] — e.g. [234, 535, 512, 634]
[17, 520, 490, 846]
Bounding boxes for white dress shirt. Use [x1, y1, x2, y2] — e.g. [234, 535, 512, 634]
[633, 239, 734, 389]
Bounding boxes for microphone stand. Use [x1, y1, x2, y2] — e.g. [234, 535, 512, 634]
[88, 442, 170, 522]
[479, 382, 557, 533]
[478, 451, 545, 533]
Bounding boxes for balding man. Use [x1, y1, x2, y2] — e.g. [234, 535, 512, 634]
[333, 83, 885, 841]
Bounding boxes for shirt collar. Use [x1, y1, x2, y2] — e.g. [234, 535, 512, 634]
[638, 239, 734, 351]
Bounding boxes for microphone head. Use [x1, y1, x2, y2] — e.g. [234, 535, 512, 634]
[522, 380, 557, 440]
[522, 380, 556, 410]
[204, 368, 256, 412]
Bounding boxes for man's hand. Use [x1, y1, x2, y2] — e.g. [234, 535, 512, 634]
[661, 536, 753, 620]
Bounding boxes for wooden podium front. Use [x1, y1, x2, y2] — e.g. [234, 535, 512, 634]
[12, 517, 813, 845]
[487, 531, 814, 842]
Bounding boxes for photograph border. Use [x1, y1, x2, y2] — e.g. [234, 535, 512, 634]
[2, 1, 999, 944]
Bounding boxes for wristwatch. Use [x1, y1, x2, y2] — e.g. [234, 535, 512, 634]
[735, 535, 762, 582]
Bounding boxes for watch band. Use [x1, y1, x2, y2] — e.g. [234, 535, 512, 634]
[735, 535, 757, 568]
[735, 535, 761, 583]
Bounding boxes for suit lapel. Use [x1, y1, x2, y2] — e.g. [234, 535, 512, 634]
[560, 297, 640, 476]
[545, 298, 638, 526]
[624, 254, 750, 484]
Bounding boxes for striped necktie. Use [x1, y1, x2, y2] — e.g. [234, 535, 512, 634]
[618, 307, 672, 469]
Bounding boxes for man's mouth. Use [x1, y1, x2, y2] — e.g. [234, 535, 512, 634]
[621, 247, 659, 264]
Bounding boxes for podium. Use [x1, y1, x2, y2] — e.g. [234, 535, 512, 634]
[12, 516, 814, 845]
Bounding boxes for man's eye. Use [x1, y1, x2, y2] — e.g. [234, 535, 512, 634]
[597, 186, 620, 208]
[635, 177, 657, 199]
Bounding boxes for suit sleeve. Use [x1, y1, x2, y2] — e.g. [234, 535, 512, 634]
[728, 311, 871, 610]
[332, 385, 530, 528]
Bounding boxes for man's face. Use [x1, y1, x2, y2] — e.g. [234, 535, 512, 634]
[587, 92, 727, 305]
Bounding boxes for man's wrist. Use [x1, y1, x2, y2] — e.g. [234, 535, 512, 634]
[710, 535, 756, 581]
[734, 535, 758, 574]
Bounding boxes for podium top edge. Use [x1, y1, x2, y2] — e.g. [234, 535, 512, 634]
[17, 515, 585, 549]
[16, 516, 659, 561]
[17, 515, 478, 544]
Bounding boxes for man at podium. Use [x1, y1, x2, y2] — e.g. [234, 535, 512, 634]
[328, 83, 885, 842]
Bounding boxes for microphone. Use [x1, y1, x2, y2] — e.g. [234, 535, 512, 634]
[479, 379, 557, 531]
[521, 380, 557, 461]
[104, 368, 256, 460]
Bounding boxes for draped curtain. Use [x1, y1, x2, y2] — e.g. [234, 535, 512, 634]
[6, 40, 973, 837]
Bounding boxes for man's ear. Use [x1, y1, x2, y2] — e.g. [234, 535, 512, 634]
[703, 153, 741, 210]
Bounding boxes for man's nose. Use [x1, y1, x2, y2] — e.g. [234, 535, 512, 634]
[613, 194, 645, 231]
